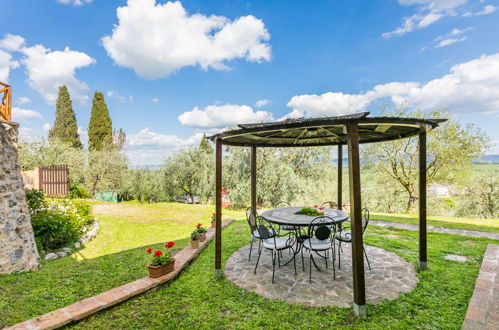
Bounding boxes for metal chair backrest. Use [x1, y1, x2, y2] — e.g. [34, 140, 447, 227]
[362, 208, 370, 234]
[275, 201, 291, 208]
[246, 207, 258, 231]
[321, 201, 338, 209]
[308, 216, 335, 242]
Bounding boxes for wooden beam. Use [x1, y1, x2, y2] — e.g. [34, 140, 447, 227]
[251, 145, 257, 210]
[374, 125, 391, 133]
[419, 132, 427, 270]
[215, 138, 223, 279]
[346, 123, 367, 318]
[293, 128, 308, 144]
[338, 144, 342, 210]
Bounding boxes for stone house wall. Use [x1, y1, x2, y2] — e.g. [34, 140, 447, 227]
[0, 121, 40, 274]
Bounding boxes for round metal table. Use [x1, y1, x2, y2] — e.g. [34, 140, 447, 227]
[261, 207, 349, 227]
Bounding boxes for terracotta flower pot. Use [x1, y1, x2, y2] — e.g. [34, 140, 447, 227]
[147, 259, 175, 278]
[211, 220, 216, 228]
[191, 240, 200, 249]
[199, 233, 207, 242]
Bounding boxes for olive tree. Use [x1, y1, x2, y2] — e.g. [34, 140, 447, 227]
[362, 107, 490, 213]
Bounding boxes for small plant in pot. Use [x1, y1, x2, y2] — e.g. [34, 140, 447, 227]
[146, 241, 175, 278]
[191, 230, 200, 249]
[210, 212, 222, 228]
[196, 223, 207, 241]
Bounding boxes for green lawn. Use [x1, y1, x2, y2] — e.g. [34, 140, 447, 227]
[70, 222, 496, 329]
[0, 202, 244, 328]
[0, 202, 496, 329]
[371, 212, 499, 233]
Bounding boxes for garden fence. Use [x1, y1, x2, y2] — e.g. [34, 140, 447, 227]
[22, 165, 69, 197]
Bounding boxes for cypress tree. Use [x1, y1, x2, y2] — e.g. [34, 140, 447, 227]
[48, 85, 82, 149]
[88, 91, 113, 151]
[199, 134, 213, 154]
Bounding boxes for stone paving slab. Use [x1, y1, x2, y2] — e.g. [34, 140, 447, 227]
[462, 244, 499, 330]
[371, 220, 499, 240]
[5, 219, 234, 330]
[225, 243, 418, 307]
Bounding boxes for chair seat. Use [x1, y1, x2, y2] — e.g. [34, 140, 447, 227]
[335, 231, 351, 242]
[253, 228, 276, 239]
[302, 237, 332, 251]
[263, 237, 293, 250]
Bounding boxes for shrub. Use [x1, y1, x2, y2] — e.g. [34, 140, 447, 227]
[25, 190, 95, 251]
[69, 184, 91, 199]
[25, 189, 47, 212]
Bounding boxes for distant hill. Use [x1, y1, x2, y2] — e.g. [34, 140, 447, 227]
[473, 154, 499, 164]
[129, 164, 162, 170]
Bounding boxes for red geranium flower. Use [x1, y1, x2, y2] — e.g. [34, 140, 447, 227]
[197, 223, 202, 228]
[212, 213, 216, 216]
[146, 248, 153, 254]
[166, 241, 174, 248]
[154, 250, 162, 257]
[319, 207, 325, 211]
[314, 205, 318, 208]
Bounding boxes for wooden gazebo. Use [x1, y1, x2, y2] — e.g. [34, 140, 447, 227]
[209, 112, 445, 317]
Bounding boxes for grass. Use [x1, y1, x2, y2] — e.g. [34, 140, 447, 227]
[69, 221, 496, 329]
[0, 201, 496, 329]
[371, 212, 499, 233]
[0, 202, 244, 328]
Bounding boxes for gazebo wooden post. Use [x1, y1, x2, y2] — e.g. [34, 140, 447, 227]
[337, 144, 342, 210]
[419, 132, 427, 270]
[215, 138, 223, 279]
[251, 146, 257, 210]
[346, 123, 367, 318]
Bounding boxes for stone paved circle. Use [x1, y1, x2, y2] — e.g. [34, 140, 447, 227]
[225, 243, 418, 307]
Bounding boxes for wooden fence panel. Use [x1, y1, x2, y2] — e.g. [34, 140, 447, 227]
[39, 165, 69, 197]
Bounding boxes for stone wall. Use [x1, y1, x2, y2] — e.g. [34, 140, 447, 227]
[0, 121, 40, 274]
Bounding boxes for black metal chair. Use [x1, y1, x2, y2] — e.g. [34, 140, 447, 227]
[302, 216, 337, 283]
[335, 207, 371, 270]
[274, 201, 296, 232]
[246, 207, 275, 262]
[321, 201, 339, 209]
[253, 218, 297, 283]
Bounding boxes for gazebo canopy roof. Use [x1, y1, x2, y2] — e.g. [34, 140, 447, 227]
[209, 112, 446, 147]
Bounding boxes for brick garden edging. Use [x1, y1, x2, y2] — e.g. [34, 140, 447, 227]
[462, 244, 499, 330]
[6, 219, 235, 330]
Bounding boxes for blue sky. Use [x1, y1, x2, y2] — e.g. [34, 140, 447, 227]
[2, 0, 499, 164]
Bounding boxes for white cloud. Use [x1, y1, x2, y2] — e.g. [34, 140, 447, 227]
[42, 123, 51, 131]
[21, 44, 95, 104]
[383, 0, 472, 38]
[487, 140, 499, 155]
[151, 97, 159, 104]
[18, 126, 34, 139]
[126, 128, 205, 164]
[0, 49, 19, 82]
[107, 90, 133, 103]
[476, 5, 496, 15]
[464, 4, 496, 16]
[398, 0, 468, 11]
[178, 103, 274, 128]
[11, 107, 42, 122]
[433, 27, 471, 48]
[255, 99, 271, 107]
[17, 96, 30, 105]
[0, 34, 95, 105]
[56, 0, 93, 6]
[0, 34, 25, 52]
[435, 36, 467, 47]
[285, 53, 499, 116]
[102, 0, 271, 79]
